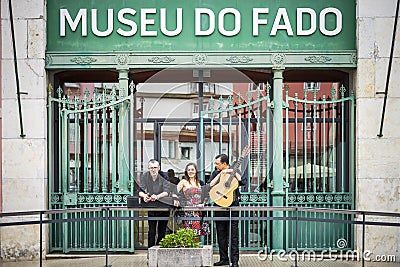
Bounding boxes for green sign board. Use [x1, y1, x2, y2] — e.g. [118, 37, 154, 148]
[47, 0, 356, 52]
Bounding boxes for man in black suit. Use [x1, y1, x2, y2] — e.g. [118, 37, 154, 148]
[207, 154, 247, 267]
[138, 159, 169, 248]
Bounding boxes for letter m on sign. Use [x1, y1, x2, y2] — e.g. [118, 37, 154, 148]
[60, 9, 87, 36]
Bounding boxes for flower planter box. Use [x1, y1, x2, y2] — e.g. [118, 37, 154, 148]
[148, 245, 213, 267]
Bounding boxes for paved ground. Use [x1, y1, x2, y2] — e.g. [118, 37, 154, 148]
[1, 252, 399, 267]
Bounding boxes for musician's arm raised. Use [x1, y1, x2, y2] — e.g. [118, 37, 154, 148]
[220, 169, 242, 182]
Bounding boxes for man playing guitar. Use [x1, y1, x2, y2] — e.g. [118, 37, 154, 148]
[207, 154, 247, 267]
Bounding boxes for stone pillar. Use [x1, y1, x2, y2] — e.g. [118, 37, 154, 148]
[118, 68, 130, 192]
[271, 66, 285, 250]
[118, 68, 129, 96]
[1, 0, 47, 261]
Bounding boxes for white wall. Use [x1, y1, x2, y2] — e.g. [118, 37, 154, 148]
[356, 0, 400, 260]
[1, 0, 47, 260]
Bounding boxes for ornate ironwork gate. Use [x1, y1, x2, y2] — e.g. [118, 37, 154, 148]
[48, 84, 135, 252]
[284, 85, 355, 250]
[47, 78, 354, 252]
[199, 82, 355, 251]
[200, 84, 273, 250]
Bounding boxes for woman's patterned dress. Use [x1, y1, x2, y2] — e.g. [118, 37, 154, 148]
[182, 186, 210, 236]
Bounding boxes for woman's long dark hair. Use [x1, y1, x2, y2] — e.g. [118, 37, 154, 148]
[184, 163, 200, 186]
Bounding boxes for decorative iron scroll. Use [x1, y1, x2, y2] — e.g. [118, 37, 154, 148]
[226, 55, 253, 64]
[287, 193, 352, 204]
[239, 193, 269, 204]
[70, 56, 97, 64]
[304, 55, 332, 63]
[115, 54, 129, 65]
[349, 53, 357, 64]
[51, 193, 130, 205]
[148, 56, 175, 63]
[271, 53, 286, 65]
[193, 53, 208, 65]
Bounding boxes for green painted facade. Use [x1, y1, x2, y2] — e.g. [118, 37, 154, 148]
[46, 0, 356, 253]
[46, 0, 356, 70]
[47, 0, 355, 52]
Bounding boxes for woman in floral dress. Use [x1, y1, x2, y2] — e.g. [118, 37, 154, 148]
[175, 163, 210, 236]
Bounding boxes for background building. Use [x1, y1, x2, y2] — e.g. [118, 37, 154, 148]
[0, 0, 399, 261]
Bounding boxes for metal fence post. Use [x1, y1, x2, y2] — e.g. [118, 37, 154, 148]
[291, 207, 299, 267]
[104, 207, 111, 267]
[362, 212, 365, 267]
[229, 208, 232, 264]
[40, 211, 43, 267]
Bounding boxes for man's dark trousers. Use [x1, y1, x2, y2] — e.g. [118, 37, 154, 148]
[215, 209, 239, 265]
[147, 210, 169, 248]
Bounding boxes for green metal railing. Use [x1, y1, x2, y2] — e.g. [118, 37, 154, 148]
[1, 207, 399, 267]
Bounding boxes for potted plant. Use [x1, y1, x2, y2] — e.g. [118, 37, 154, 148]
[148, 228, 213, 267]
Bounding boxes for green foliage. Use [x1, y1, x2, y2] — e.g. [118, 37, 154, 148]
[159, 228, 201, 248]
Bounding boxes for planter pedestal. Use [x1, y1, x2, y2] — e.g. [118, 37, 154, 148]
[148, 245, 213, 267]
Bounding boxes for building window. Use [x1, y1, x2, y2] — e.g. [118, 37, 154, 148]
[169, 141, 176, 158]
[190, 82, 215, 94]
[304, 82, 320, 91]
[192, 102, 209, 117]
[180, 147, 191, 160]
[161, 140, 176, 159]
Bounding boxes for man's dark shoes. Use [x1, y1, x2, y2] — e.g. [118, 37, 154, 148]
[231, 263, 239, 267]
[214, 260, 229, 266]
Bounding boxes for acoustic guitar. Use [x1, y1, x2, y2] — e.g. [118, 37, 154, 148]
[209, 146, 251, 207]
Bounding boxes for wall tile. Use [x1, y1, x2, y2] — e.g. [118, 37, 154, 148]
[1, 59, 45, 99]
[357, 18, 376, 59]
[375, 58, 400, 98]
[356, 59, 375, 98]
[2, 138, 46, 179]
[1, 19, 28, 59]
[356, 178, 400, 211]
[2, 98, 46, 138]
[7, 0, 44, 19]
[375, 18, 400, 58]
[358, 0, 398, 18]
[357, 139, 400, 178]
[28, 19, 45, 59]
[356, 99, 383, 138]
[2, 178, 46, 212]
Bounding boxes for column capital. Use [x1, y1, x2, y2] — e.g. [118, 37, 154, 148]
[272, 66, 285, 71]
[118, 69, 129, 96]
[117, 68, 129, 77]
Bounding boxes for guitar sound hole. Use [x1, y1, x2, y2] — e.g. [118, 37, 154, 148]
[216, 191, 228, 199]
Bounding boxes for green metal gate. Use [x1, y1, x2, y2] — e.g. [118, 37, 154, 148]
[48, 84, 135, 252]
[199, 82, 355, 251]
[284, 84, 355, 250]
[200, 84, 273, 251]
[47, 77, 354, 252]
